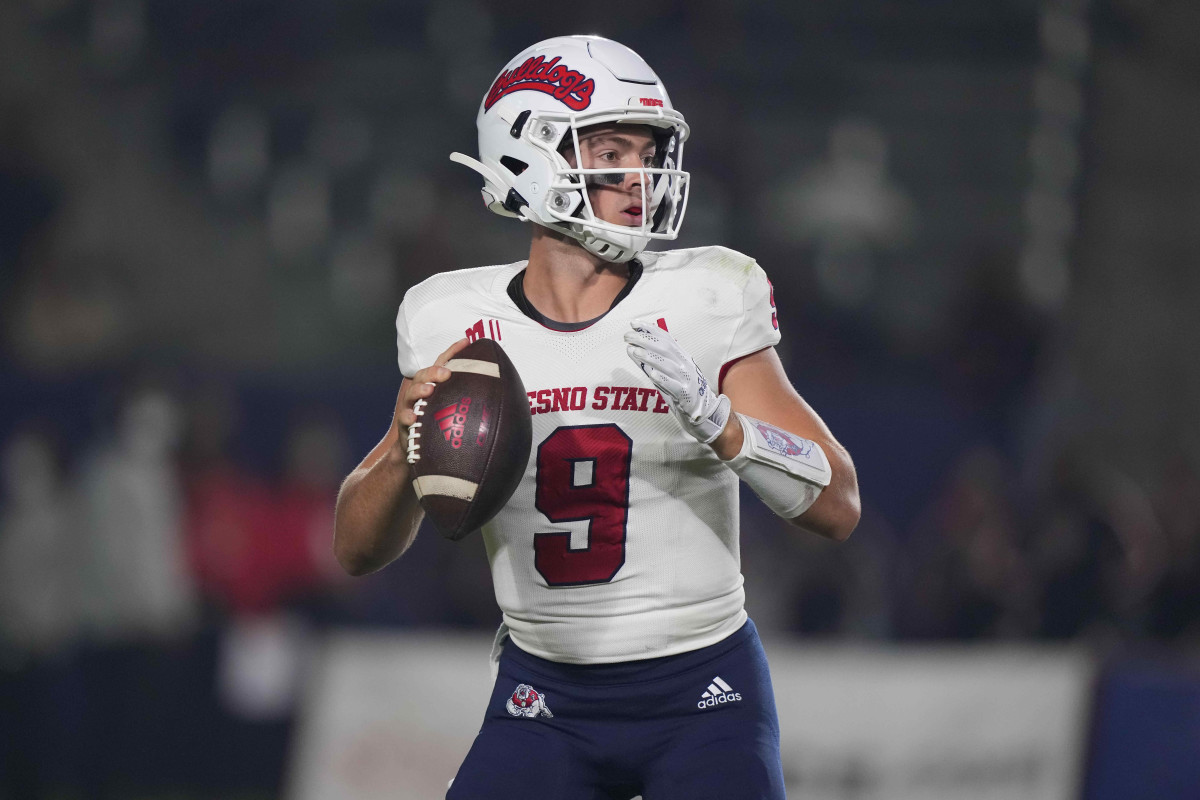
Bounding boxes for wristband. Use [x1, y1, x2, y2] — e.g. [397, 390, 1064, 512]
[725, 413, 830, 518]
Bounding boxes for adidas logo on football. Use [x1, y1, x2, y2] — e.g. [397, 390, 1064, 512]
[697, 676, 742, 709]
[433, 398, 472, 449]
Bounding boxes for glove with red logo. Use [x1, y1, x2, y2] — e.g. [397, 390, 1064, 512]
[624, 319, 731, 445]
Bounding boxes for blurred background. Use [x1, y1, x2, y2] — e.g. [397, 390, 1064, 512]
[2, 0, 1199, 797]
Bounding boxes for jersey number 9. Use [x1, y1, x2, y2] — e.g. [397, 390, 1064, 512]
[534, 425, 632, 586]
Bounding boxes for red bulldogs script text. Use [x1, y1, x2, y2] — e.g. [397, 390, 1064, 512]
[484, 56, 595, 112]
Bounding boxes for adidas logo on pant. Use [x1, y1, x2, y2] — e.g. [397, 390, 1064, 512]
[697, 676, 742, 709]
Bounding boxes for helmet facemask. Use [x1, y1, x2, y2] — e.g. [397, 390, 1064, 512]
[533, 114, 689, 262]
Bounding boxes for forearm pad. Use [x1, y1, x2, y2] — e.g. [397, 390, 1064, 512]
[725, 413, 831, 518]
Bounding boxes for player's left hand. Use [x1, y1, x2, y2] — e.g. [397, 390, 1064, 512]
[624, 319, 730, 444]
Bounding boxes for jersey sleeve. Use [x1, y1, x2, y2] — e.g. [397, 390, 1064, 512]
[722, 262, 781, 366]
[395, 293, 421, 380]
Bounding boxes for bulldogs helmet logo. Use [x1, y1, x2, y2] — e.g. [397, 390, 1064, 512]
[506, 683, 554, 719]
[484, 55, 595, 112]
[756, 422, 813, 458]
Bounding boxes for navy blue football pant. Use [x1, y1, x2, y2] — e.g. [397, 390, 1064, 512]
[446, 619, 786, 800]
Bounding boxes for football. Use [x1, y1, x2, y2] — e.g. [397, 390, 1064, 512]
[407, 338, 532, 541]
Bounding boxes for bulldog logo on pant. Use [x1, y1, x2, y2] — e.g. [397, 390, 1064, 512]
[506, 684, 554, 718]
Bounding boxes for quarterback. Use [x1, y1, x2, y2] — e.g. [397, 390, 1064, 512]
[334, 36, 860, 799]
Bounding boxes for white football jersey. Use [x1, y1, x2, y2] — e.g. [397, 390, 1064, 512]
[396, 245, 780, 664]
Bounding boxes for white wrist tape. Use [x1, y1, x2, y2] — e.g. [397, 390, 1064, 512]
[725, 413, 831, 518]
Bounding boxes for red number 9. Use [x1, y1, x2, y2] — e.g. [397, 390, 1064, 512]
[534, 424, 633, 586]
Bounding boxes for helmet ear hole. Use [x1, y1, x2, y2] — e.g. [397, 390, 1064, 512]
[500, 156, 529, 176]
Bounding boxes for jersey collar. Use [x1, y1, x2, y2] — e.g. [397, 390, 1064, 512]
[507, 260, 644, 332]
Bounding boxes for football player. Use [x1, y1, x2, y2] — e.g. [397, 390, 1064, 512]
[334, 35, 860, 799]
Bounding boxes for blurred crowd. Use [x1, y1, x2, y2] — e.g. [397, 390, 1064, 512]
[762, 441, 1200, 644]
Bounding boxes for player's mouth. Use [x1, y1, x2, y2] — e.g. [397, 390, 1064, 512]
[621, 205, 644, 225]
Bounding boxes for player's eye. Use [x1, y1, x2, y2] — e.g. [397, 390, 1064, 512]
[641, 154, 656, 168]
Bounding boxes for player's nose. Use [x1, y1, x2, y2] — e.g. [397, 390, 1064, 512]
[620, 156, 646, 191]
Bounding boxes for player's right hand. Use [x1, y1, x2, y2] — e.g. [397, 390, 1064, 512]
[393, 338, 470, 455]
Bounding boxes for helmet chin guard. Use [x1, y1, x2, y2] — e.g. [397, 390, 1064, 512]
[451, 35, 691, 263]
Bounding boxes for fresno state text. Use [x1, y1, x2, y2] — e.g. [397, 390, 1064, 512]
[527, 385, 672, 416]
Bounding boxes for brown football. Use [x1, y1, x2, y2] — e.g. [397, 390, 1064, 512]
[408, 338, 532, 541]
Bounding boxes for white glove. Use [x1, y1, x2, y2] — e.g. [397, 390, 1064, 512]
[624, 319, 731, 444]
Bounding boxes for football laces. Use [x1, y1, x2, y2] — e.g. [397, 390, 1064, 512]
[406, 399, 427, 464]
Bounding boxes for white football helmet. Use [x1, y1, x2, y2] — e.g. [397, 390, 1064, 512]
[451, 35, 691, 263]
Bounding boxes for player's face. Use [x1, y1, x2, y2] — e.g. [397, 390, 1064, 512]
[562, 125, 658, 228]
